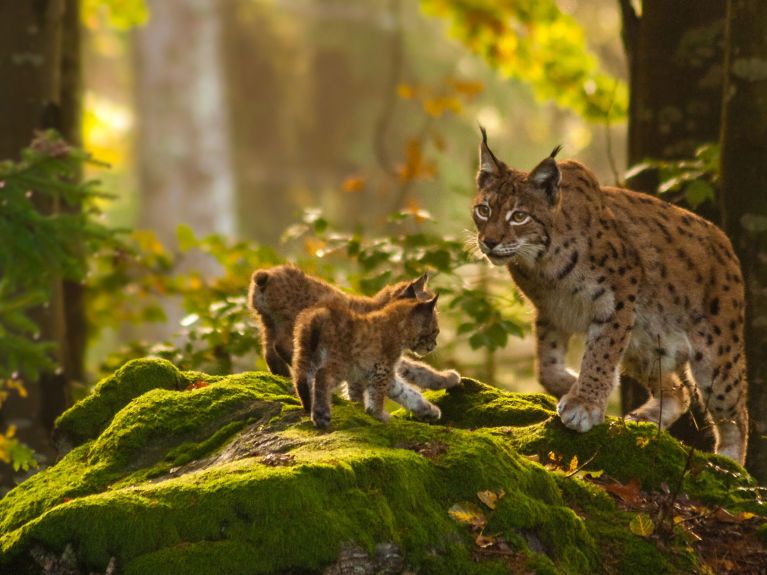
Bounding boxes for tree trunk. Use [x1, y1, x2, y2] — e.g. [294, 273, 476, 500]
[133, 0, 236, 339]
[0, 0, 81, 478]
[133, 0, 236, 249]
[619, 0, 726, 450]
[719, 0, 767, 481]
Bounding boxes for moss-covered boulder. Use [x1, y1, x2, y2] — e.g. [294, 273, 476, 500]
[1, 359, 764, 574]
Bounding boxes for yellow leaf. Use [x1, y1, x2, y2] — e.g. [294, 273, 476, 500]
[629, 513, 655, 537]
[448, 502, 487, 529]
[635, 436, 650, 448]
[397, 84, 414, 100]
[477, 490, 498, 510]
[567, 455, 579, 473]
[304, 238, 327, 258]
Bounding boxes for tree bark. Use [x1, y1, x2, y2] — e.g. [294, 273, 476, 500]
[619, 0, 726, 450]
[719, 0, 767, 481]
[0, 0, 81, 478]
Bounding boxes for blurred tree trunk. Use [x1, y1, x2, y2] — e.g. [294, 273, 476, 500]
[0, 0, 82, 476]
[619, 0, 726, 450]
[134, 0, 235, 248]
[133, 0, 235, 336]
[719, 0, 767, 481]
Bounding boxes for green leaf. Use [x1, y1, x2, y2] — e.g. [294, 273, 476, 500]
[176, 224, 198, 252]
[629, 513, 655, 537]
[683, 180, 715, 209]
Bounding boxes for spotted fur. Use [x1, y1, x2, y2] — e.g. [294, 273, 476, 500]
[247, 265, 460, 415]
[471, 130, 748, 464]
[292, 295, 442, 428]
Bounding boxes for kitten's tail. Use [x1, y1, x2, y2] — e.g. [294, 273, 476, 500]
[292, 307, 328, 412]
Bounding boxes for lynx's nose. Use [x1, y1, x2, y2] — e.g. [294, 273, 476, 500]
[482, 239, 499, 251]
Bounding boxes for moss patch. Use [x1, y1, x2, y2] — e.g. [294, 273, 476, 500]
[2, 365, 764, 574]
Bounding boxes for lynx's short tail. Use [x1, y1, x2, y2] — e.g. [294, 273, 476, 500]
[292, 307, 329, 412]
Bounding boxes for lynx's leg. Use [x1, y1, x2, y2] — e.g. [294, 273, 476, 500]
[558, 297, 637, 433]
[388, 376, 441, 420]
[260, 317, 292, 377]
[689, 324, 748, 465]
[365, 364, 393, 422]
[292, 308, 328, 413]
[623, 363, 692, 429]
[397, 358, 461, 390]
[311, 367, 333, 429]
[535, 318, 576, 398]
[345, 380, 365, 403]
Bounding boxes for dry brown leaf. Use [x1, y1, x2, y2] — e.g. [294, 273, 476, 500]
[448, 502, 487, 530]
[477, 489, 505, 510]
[601, 478, 642, 506]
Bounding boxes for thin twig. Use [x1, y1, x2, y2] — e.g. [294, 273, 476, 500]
[604, 79, 623, 187]
[564, 448, 602, 478]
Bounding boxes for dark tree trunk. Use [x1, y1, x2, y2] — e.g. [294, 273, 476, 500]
[0, 0, 81, 478]
[719, 0, 767, 481]
[619, 0, 726, 450]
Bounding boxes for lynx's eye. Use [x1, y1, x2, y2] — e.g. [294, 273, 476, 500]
[508, 210, 530, 225]
[474, 204, 491, 220]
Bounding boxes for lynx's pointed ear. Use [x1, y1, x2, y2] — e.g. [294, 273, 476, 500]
[399, 283, 418, 300]
[478, 126, 504, 185]
[411, 272, 429, 294]
[528, 145, 562, 205]
[414, 292, 439, 314]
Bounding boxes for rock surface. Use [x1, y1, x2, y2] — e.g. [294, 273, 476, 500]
[1, 358, 764, 574]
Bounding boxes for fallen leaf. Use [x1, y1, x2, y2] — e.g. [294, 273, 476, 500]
[601, 478, 642, 506]
[567, 455, 579, 473]
[184, 380, 209, 391]
[477, 489, 505, 510]
[448, 502, 487, 530]
[474, 533, 495, 548]
[629, 513, 655, 537]
[635, 436, 650, 448]
[714, 508, 756, 523]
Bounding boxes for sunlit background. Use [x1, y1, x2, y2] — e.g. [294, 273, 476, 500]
[79, 0, 627, 402]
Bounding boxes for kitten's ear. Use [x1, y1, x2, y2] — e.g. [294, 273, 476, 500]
[414, 293, 439, 314]
[478, 126, 504, 184]
[399, 283, 418, 300]
[411, 272, 429, 294]
[528, 145, 562, 205]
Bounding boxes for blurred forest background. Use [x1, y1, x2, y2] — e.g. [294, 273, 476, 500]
[1, 0, 766, 487]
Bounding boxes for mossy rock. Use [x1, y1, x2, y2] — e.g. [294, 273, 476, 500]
[1, 359, 763, 574]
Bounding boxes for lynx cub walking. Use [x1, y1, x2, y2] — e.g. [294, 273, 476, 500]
[471, 129, 748, 464]
[292, 294, 441, 428]
[248, 265, 459, 418]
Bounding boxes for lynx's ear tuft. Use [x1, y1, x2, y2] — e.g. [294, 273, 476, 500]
[478, 125, 504, 185]
[549, 144, 563, 159]
[528, 150, 562, 206]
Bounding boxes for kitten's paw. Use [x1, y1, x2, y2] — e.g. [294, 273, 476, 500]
[557, 393, 604, 433]
[311, 410, 331, 429]
[365, 407, 391, 423]
[442, 369, 462, 389]
[414, 403, 441, 421]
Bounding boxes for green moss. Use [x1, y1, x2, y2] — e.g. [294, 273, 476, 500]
[1, 364, 763, 574]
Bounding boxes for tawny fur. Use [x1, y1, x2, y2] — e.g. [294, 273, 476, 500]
[471, 132, 748, 464]
[292, 295, 441, 428]
[247, 265, 459, 416]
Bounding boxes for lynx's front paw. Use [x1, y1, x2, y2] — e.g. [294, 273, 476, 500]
[557, 392, 605, 433]
[365, 407, 391, 423]
[312, 410, 331, 430]
[442, 369, 462, 389]
[414, 402, 441, 422]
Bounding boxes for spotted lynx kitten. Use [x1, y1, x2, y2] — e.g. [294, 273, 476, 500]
[292, 293, 441, 428]
[471, 129, 748, 463]
[248, 265, 460, 418]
